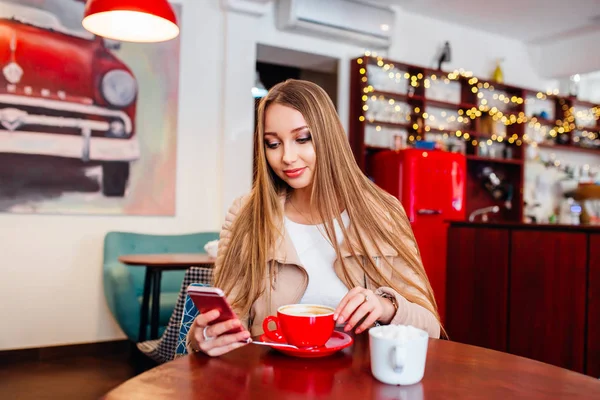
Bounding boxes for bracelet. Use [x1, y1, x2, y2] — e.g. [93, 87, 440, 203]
[376, 291, 398, 313]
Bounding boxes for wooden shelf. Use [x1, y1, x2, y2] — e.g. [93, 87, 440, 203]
[350, 56, 600, 225]
[535, 142, 600, 156]
[467, 155, 523, 165]
[366, 120, 412, 129]
[365, 145, 392, 151]
[570, 97, 600, 109]
[528, 117, 557, 126]
[371, 90, 425, 103]
[425, 127, 471, 135]
[425, 98, 478, 110]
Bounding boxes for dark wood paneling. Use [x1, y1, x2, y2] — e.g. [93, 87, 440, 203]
[509, 231, 587, 373]
[587, 234, 600, 377]
[0, 340, 130, 364]
[446, 226, 509, 351]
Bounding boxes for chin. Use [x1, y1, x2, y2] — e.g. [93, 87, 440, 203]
[282, 175, 313, 190]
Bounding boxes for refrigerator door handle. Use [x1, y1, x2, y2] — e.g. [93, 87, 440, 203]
[417, 209, 443, 215]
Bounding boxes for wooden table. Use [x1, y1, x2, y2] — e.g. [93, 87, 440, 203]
[103, 333, 600, 399]
[118, 253, 216, 341]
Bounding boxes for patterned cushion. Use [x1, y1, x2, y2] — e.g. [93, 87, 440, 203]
[136, 266, 213, 363]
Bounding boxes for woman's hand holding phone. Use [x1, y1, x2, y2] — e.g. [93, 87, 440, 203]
[189, 310, 251, 356]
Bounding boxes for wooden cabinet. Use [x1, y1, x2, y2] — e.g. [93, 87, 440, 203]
[446, 222, 599, 376]
[588, 234, 600, 378]
[446, 226, 509, 351]
[349, 57, 600, 225]
[509, 231, 587, 373]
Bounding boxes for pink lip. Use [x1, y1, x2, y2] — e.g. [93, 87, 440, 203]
[283, 167, 306, 178]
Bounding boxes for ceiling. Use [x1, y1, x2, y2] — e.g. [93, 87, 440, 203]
[359, 0, 600, 43]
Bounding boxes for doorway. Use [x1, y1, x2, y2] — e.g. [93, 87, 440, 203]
[253, 44, 339, 180]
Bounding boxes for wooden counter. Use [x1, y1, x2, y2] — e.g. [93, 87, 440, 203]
[445, 221, 599, 378]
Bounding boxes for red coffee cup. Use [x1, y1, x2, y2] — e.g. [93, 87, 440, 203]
[262, 304, 335, 348]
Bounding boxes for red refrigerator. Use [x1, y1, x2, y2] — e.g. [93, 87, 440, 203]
[370, 149, 466, 322]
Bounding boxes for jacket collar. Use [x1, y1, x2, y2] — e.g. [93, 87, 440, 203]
[269, 194, 397, 265]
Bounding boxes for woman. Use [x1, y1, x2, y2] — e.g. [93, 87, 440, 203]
[188, 80, 442, 356]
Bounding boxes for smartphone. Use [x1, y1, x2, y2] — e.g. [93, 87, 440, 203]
[187, 285, 244, 335]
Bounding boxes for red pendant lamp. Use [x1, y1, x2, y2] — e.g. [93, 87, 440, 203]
[82, 0, 179, 43]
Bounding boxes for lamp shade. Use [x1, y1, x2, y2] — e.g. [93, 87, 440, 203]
[82, 0, 179, 43]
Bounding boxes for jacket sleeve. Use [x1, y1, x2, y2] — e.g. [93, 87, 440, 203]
[376, 237, 441, 338]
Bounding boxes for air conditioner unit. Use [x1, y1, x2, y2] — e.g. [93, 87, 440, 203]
[277, 0, 394, 48]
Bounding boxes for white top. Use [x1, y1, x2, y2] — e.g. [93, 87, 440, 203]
[284, 211, 351, 310]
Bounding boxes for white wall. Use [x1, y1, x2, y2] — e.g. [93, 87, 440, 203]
[0, 0, 225, 351]
[389, 9, 557, 92]
[0, 0, 562, 351]
[532, 30, 600, 79]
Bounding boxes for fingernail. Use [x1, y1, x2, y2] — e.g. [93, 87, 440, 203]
[344, 325, 351, 332]
[333, 313, 338, 320]
[337, 316, 344, 324]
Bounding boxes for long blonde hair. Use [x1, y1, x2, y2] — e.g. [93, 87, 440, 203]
[214, 79, 442, 332]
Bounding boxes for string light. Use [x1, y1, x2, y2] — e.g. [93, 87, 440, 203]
[357, 52, 600, 150]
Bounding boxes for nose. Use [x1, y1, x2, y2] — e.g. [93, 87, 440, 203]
[282, 143, 297, 165]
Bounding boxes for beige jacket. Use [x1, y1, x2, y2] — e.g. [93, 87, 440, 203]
[215, 195, 441, 339]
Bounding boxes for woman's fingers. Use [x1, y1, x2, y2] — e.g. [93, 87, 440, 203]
[194, 310, 221, 327]
[205, 340, 249, 357]
[334, 287, 363, 321]
[355, 309, 381, 334]
[337, 289, 372, 325]
[204, 318, 243, 338]
[200, 330, 251, 355]
[344, 300, 376, 332]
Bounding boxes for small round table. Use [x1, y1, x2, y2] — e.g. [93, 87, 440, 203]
[118, 253, 216, 341]
[103, 333, 600, 399]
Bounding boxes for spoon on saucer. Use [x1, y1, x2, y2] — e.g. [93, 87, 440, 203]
[249, 340, 301, 349]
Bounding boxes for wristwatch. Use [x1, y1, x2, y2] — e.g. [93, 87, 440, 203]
[376, 290, 398, 310]
[375, 290, 398, 326]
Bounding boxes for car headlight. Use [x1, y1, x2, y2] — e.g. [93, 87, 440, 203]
[101, 70, 137, 107]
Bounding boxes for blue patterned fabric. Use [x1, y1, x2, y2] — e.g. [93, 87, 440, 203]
[136, 267, 213, 363]
[175, 283, 205, 357]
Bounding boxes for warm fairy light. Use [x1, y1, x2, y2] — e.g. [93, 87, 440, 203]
[362, 95, 368, 101]
[376, 126, 382, 131]
[359, 116, 365, 121]
[359, 68, 366, 74]
[357, 58, 363, 64]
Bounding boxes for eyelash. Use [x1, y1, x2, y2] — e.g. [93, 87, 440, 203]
[265, 135, 311, 149]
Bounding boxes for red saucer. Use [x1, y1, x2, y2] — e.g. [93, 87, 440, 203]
[258, 331, 353, 358]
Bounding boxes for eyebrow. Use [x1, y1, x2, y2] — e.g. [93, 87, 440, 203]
[264, 126, 309, 136]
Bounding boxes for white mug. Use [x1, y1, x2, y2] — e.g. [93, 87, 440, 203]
[369, 325, 429, 385]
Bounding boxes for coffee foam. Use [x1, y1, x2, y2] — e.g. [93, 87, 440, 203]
[370, 325, 424, 343]
[279, 304, 334, 316]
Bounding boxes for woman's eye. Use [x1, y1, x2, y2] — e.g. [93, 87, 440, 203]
[265, 141, 280, 149]
[297, 136, 311, 144]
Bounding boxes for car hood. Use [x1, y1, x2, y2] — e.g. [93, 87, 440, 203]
[0, 19, 100, 101]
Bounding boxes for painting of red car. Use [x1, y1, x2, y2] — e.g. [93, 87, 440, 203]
[0, 0, 140, 198]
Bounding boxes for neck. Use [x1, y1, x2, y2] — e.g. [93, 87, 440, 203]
[289, 186, 313, 214]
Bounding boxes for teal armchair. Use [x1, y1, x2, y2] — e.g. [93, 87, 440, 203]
[103, 231, 219, 342]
